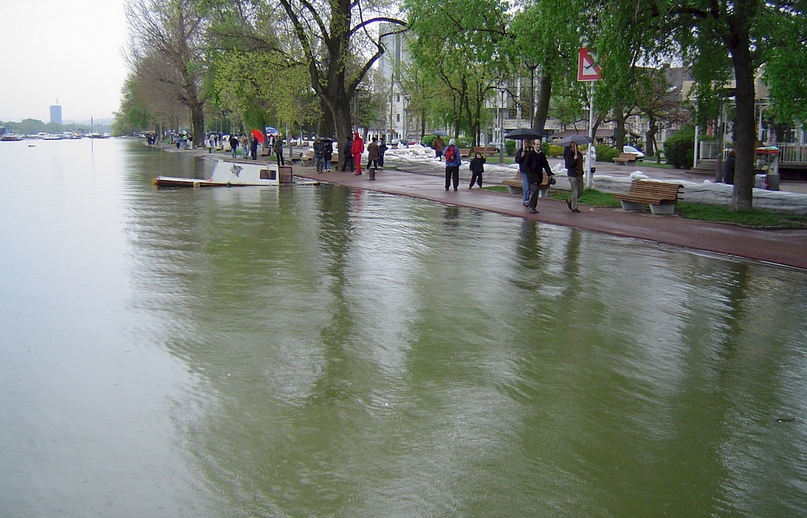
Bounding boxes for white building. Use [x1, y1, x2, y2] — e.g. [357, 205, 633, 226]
[378, 23, 413, 143]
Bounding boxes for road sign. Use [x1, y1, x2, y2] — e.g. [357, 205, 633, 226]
[578, 48, 602, 81]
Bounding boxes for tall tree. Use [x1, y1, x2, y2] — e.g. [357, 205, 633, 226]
[126, 0, 208, 147]
[271, 0, 406, 145]
[509, 0, 590, 136]
[632, 66, 691, 159]
[405, 0, 510, 143]
[598, 0, 807, 211]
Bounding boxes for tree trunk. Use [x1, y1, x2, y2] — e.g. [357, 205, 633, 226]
[727, 19, 756, 211]
[614, 111, 626, 149]
[191, 104, 205, 148]
[534, 73, 551, 138]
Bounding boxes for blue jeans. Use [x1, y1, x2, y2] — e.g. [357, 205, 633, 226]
[520, 171, 531, 203]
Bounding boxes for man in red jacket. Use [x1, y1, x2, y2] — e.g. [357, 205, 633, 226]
[352, 131, 365, 175]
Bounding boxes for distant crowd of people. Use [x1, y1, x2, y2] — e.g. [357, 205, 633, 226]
[148, 127, 620, 217]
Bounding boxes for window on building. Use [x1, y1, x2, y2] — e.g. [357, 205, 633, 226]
[396, 114, 400, 122]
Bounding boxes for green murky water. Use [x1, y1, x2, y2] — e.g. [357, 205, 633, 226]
[1, 138, 806, 517]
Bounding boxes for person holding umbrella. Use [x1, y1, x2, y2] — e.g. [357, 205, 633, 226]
[564, 141, 584, 213]
[525, 143, 554, 214]
[514, 138, 536, 206]
[506, 129, 542, 206]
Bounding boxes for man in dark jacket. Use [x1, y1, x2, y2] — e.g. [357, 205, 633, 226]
[313, 138, 325, 173]
[724, 149, 736, 184]
[563, 142, 584, 213]
[340, 136, 354, 172]
[525, 144, 554, 214]
[229, 134, 239, 159]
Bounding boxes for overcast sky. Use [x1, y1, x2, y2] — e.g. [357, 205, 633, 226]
[0, 0, 129, 123]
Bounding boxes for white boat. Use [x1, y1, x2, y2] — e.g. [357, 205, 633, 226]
[152, 159, 315, 187]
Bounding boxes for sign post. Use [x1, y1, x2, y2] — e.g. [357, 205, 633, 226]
[578, 48, 602, 188]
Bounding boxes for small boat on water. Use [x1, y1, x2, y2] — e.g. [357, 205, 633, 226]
[153, 159, 316, 187]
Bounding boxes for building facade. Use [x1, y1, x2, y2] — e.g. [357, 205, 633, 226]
[50, 103, 62, 125]
[378, 23, 413, 144]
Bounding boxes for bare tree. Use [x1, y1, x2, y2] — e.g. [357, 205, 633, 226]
[126, 0, 207, 147]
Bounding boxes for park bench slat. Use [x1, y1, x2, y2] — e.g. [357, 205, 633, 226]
[614, 180, 683, 215]
[613, 152, 638, 165]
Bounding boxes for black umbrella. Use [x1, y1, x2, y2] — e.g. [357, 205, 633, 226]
[504, 128, 542, 140]
[557, 134, 593, 146]
[432, 130, 448, 137]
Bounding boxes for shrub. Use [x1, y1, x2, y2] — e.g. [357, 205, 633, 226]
[664, 126, 695, 169]
[596, 146, 619, 163]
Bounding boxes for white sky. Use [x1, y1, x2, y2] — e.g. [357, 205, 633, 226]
[0, 0, 130, 123]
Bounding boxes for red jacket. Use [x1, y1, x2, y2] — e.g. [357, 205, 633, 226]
[351, 135, 365, 155]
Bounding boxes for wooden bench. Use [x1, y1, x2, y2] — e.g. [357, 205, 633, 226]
[613, 152, 638, 165]
[473, 146, 498, 157]
[459, 148, 472, 158]
[296, 149, 314, 166]
[613, 180, 683, 215]
[503, 176, 523, 195]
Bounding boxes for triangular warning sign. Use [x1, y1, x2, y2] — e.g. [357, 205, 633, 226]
[578, 48, 602, 81]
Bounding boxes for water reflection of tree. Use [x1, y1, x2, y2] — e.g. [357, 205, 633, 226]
[562, 229, 582, 296]
[511, 219, 542, 292]
[313, 185, 358, 402]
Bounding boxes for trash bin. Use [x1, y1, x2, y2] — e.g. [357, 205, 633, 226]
[767, 173, 780, 191]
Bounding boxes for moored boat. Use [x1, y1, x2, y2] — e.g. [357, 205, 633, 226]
[152, 159, 316, 187]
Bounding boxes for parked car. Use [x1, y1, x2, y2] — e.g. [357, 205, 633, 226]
[623, 145, 645, 160]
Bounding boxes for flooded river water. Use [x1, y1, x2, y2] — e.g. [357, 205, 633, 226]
[1, 138, 806, 517]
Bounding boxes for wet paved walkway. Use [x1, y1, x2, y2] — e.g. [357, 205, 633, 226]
[291, 158, 807, 270]
[171, 144, 807, 270]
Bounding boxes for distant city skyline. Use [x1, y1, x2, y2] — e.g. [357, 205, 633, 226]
[0, 1, 129, 123]
[50, 104, 62, 125]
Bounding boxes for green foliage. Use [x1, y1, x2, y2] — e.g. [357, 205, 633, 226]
[763, 13, 807, 125]
[549, 188, 621, 208]
[596, 146, 619, 163]
[405, 0, 511, 142]
[543, 190, 807, 226]
[663, 126, 695, 169]
[505, 140, 517, 155]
